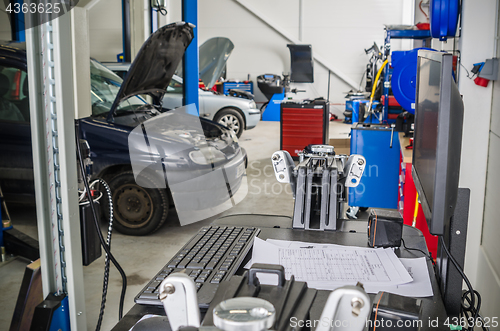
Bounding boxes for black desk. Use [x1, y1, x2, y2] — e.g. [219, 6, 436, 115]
[112, 214, 448, 331]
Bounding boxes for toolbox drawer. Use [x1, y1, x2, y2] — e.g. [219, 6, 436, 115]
[280, 103, 329, 158]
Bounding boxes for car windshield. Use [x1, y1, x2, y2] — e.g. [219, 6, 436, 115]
[90, 60, 146, 116]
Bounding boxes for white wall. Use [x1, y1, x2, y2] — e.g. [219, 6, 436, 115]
[183, 0, 411, 116]
[0, 2, 11, 41]
[86, 0, 411, 117]
[88, 0, 123, 62]
[477, 130, 500, 320]
[474, 0, 500, 321]
[458, 0, 497, 288]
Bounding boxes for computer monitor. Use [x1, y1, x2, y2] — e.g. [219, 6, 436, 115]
[412, 50, 464, 236]
[287, 44, 314, 83]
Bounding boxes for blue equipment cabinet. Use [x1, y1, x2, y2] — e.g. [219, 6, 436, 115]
[223, 82, 253, 95]
[261, 93, 285, 121]
[349, 123, 400, 209]
[346, 99, 381, 123]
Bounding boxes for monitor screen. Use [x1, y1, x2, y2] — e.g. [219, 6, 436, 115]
[413, 58, 441, 214]
[412, 50, 464, 236]
[287, 44, 314, 83]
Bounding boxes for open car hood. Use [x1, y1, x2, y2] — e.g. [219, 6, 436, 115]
[176, 37, 234, 89]
[199, 37, 234, 88]
[109, 22, 194, 117]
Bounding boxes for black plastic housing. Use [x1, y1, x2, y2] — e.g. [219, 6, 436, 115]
[80, 201, 102, 266]
[368, 209, 404, 248]
[202, 263, 317, 331]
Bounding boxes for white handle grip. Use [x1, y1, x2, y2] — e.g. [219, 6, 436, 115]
[159, 273, 201, 331]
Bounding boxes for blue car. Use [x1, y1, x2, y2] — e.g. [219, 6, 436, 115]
[0, 23, 247, 236]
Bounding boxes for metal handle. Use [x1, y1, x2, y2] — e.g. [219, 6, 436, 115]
[316, 284, 370, 331]
[160, 273, 201, 330]
[248, 263, 286, 287]
[389, 124, 395, 148]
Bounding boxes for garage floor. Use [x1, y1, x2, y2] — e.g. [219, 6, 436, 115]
[0, 120, 353, 331]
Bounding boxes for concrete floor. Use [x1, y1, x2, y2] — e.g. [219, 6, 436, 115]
[0, 120, 353, 330]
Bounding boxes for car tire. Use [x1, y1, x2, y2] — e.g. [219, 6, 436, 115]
[106, 171, 169, 236]
[214, 108, 244, 138]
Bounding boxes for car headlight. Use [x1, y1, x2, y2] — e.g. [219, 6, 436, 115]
[189, 147, 227, 165]
[249, 100, 256, 109]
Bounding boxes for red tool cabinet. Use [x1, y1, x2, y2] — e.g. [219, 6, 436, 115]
[280, 100, 329, 158]
[398, 133, 438, 258]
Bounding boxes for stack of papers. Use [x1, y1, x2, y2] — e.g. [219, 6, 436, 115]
[247, 238, 433, 297]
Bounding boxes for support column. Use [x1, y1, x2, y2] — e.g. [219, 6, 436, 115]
[298, 0, 303, 41]
[182, 0, 199, 114]
[130, 0, 150, 59]
[10, 0, 26, 41]
[25, 12, 87, 330]
[122, 0, 132, 62]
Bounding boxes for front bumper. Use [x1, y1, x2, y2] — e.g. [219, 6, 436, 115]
[244, 108, 261, 130]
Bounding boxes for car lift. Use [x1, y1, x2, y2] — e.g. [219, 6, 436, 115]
[24, 11, 88, 331]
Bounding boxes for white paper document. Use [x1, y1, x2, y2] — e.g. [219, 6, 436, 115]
[247, 238, 433, 297]
[245, 238, 434, 298]
[371, 258, 433, 297]
[309, 257, 433, 297]
[251, 238, 412, 285]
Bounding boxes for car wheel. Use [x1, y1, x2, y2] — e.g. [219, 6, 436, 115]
[106, 171, 169, 236]
[215, 108, 244, 138]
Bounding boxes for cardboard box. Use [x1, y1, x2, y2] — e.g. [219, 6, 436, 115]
[329, 138, 350, 155]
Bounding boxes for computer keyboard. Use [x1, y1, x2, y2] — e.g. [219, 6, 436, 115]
[134, 225, 259, 308]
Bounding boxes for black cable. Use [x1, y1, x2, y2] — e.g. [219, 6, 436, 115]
[154, 0, 167, 15]
[460, 62, 477, 80]
[260, 101, 269, 111]
[76, 128, 127, 320]
[154, 7, 168, 15]
[95, 179, 114, 331]
[439, 236, 480, 331]
[401, 238, 435, 265]
[461, 289, 489, 331]
[475, 313, 490, 331]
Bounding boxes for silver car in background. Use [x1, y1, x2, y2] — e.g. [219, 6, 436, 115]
[103, 38, 260, 137]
